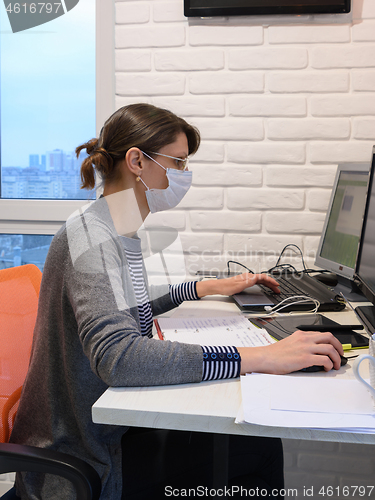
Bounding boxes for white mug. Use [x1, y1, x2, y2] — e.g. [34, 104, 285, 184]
[352, 354, 375, 400]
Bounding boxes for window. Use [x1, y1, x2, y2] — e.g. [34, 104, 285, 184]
[0, 234, 53, 271]
[0, 0, 114, 265]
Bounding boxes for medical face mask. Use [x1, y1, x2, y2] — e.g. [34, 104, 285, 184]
[138, 151, 192, 213]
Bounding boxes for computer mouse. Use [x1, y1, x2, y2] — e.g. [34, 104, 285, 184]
[313, 272, 338, 287]
[299, 355, 347, 372]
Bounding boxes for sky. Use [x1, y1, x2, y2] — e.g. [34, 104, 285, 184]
[0, 0, 95, 167]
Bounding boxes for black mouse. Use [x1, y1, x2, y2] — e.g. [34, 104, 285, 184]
[314, 272, 338, 287]
[299, 355, 347, 372]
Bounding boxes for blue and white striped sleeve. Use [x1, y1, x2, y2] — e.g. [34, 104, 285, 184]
[201, 345, 241, 381]
[169, 281, 200, 306]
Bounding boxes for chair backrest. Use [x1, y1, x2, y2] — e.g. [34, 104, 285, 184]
[0, 265, 42, 444]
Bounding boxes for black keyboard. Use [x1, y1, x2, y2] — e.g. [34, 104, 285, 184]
[259, 275, 314, 303]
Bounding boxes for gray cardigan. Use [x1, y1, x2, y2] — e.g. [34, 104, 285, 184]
[10, 197, 203, 500]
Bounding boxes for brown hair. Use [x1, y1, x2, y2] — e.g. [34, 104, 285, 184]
[76, 103, 201, 190]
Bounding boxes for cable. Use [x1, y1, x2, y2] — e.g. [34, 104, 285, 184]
[226, 246, 331, 296]
[227, 245, 327, 278]
[267, 263, 300, 275]
[264, 295, 320, 315]
[226, 260, 254, 275]
[275, 244, 307, 271]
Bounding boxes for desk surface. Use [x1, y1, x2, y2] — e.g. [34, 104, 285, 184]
[92, 296, 375, 445]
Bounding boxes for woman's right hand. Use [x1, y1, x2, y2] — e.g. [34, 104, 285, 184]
[237, 330, 344, 376]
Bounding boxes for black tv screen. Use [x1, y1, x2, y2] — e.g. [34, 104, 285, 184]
[184, 0, 351, 17]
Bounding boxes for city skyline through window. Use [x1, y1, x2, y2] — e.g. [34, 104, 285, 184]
[0, 0, 96, 200]
[0, 0, 97, 269]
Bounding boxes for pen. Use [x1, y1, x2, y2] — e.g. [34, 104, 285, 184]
[296, 324, 364, 332]
[154, 319, 164, 340]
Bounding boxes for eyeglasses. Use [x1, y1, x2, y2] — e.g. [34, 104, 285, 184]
[149, 152, 189, 171]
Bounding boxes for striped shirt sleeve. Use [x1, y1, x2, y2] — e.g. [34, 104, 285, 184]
[201, 345, 241, 381]
[169, 283, 241, 380]
[169, 281, 199, 306]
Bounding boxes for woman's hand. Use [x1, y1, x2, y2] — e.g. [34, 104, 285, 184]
[238, 330, 344, 375]
[195, 272, 280, 298]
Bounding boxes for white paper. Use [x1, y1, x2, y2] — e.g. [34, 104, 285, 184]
[239, 374, 375, 431]
[270, 376, 374, 414]
[157, 316, 275, 347]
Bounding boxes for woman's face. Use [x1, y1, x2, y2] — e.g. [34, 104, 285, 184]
[141, 132, 189, 191]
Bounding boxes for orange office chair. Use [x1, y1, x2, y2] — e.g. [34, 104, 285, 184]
[0, 264, 101, 500]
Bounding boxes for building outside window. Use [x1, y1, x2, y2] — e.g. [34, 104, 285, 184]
[0, 0, 114, 270]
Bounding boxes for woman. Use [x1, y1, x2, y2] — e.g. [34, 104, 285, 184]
[10, 104, 343, 500]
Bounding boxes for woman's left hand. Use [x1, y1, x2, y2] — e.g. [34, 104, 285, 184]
[195, 272, 280, 298]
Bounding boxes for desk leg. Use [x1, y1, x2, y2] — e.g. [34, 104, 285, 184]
[212, 434, 229, 489]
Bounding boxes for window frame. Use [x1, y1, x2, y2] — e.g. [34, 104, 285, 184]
[0, 0, 115, 237]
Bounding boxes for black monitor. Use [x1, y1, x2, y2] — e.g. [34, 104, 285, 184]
[184, 0, 351, 18]
[354, 147, 375, 333]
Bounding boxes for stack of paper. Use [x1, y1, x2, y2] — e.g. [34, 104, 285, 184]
[237, 373, 375, 432]
[156, 316, 275, 347]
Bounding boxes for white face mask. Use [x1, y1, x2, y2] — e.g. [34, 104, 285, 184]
[138, 151, 192, 213]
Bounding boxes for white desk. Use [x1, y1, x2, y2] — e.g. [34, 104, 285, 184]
[92, 296, 375, 446]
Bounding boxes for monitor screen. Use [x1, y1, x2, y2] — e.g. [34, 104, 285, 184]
[185, 0, 350, 17]
[356, 151, 375, 304]
[315, 164, 369, 279]
[354, 149, 375, 333]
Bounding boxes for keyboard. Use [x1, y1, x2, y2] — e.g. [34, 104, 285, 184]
[259, 275, 314, 303]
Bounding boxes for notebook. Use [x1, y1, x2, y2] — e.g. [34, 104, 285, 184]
[154, 316, 275, 347]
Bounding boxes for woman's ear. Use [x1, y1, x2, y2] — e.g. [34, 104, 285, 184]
[125, 147, 144, 177]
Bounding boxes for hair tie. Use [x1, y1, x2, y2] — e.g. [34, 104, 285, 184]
[96, 148, 112, 162]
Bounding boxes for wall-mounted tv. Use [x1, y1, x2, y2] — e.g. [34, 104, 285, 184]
[184, 0, 351, 18]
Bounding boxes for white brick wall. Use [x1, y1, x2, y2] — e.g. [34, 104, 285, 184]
[113, 0, 375, 271]
[268, 25, 350, 44]
[229, 95, 307, 117]
[114, 0, 375, 487]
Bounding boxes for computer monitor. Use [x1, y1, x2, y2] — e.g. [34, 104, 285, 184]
[354, 148, 375, 333]
[315, 163, 370, 281]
